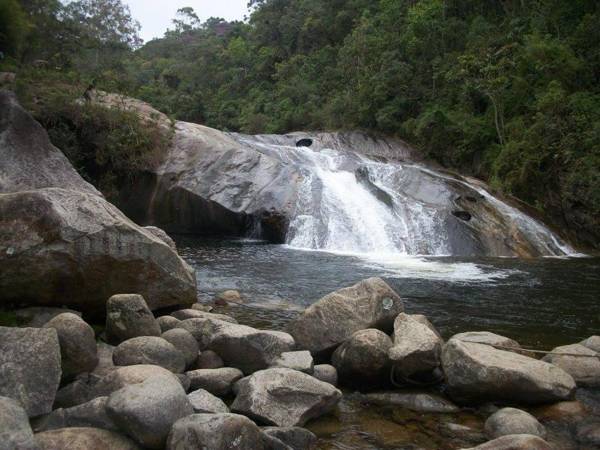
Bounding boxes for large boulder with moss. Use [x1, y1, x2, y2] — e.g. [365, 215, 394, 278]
[286, 278, 403, 355]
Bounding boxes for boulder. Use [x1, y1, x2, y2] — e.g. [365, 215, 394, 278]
[532, 400, 588, 424]
[142, 226, 176, 250]
[14, 307, 82, 328]
[312, 364, 338, 386]
[442, 339, 576, 404]
[54, 378, 95, 409]
[112, 336, 186, 373]
[161, 329, 199, 367]
[93, 364, 180, 397]
[484, 408, 546, 439]
[207, 321, 295, 373]
[581, 335, 600, 353]
[389, 314, 443, 377]
[0, 326, 61, 417]
[106, 374, 193, 449]
[191, 303, 213, 312]
[43, 313, 98, 379]
[331, 329, 392, 383]
[171, 309, 237, 322]
[542, 343, 600, 387]
[262, 427, 318, 450]
[192, 350, 224, 370]
[231, 368, 342, 427]
[0, 189, 196, 316]
[361, 391, 459, 413]
[462, 434, 553, 450]
[157, 316, 180, 333]
[452, 331, 528, 356]
[187, 389, 229, 414]
[214, 290, 243, 305]
[186, 368, 244, 396]
[105, 294, 161, 345]
[166, 413, 278, 450]
[35, 427, 140, 450]
[286, 278, 403, 354]
[270, 351, 314, 373]
[0, 396, 38, 450]
[92, 342, 116, 378]
[34, 397, 117, 432]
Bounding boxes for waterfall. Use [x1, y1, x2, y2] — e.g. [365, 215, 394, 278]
[232, 135, 577, 257]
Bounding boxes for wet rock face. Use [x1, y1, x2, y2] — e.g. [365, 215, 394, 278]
[286, 277, 403, 355]
[0, 326, 61, 417]
[442, 339, 576, 405]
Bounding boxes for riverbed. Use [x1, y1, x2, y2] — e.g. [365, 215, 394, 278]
[176, 236, 600, 449]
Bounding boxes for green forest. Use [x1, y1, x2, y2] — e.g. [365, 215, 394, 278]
[1, 0, 599, 248]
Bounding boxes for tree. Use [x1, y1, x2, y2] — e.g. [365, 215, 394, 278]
[172, 7, 200, 33]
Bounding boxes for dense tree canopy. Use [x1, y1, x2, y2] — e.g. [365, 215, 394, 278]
[1, 0, 599, 248]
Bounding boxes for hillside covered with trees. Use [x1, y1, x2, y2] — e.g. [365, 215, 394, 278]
[1, 0, 599, 249]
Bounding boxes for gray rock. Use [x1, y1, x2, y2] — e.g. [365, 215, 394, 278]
[214, 290, 244, 305]
[442, 338, 576, 404]
[161, 328, 199, 367]
[187, 389, 229, 414]
[113, 336, 186, 373]
[35, 427, 140, 450]
[0, 396, 38, 450]
[462, 434, 553, 450]
[312, 364, 338, 386]
[176, 373, 191, 392]
[485, 408, 546, 439]
[286, 278, 403, 354]
[186, 368, 244, 396]
[0, 326, 61, 417]
[389, 314, 443, 377]
[452, 331, 528, 356]
[91, 342, 116, 378]
[106, 374, 193, 449]
[157, 316, 180, 333]
[231, 368, 342, 427]
[143, 226, 176, 250]
[207, 321, 296, 373]
[93, 364, 180, 397]
[44, 313, 98, 379]
[191, 303, 213, 312]
[581, 335, 600, 353]
[332, 329, 392, 383]
[262, 427, 317, 450]
[14, 307, 82, 328]
[542, 343, 600, 387]
[171, 309, 237, 322]
[361, 391, 459, 413]
[192, 350, 224, 369]
[166, 413, 278, 450]
[53, 378, 95, 409]
[106, 294, 161, 345]
[271, 351, 314, 373]
[34, 397, 117, 432]
[176, 317, 230, 348]
[0, 189, 196, 316]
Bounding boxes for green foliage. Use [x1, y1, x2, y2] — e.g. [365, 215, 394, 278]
[0, 0, 28, 57]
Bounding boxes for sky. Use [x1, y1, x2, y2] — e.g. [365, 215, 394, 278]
[124, 0, 250, 43]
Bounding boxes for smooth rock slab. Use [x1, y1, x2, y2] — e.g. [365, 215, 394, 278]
[93, 364, 180, 397]
[332, 329, 392, 383]
[463, 434, 553, 450]
[106, 374, 193, 449]
[0, 326, 61, 417]
[0, 396, 38, 450]
[113, 336, 186, 373]
[442, 338, 576, 404]
[106, 294, 161, 345]
[389, 314, 443, 377]
[361, 391, 459, 413]
[485, 408, 546, 439]
[580, 335, 600, 353]
[271, 351, 314, 373]
[451, 331, 525, 355]
[231, 368, 342, 427]
[262, 427, 317, 450]
[35, 427, 140, 450]
[542, 343, 600, 387]
[161, 328, 199, 367]
[286, 277, 403, 354]
[34, 397, 117, 433]
[171, 309, 237, 322]
[186, 368, 243, 396]
[187, 389, 229, 414]
[167, 413, 277, 450]
[44, 313, 98, 379]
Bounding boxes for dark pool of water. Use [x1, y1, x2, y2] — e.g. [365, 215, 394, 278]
[176, 236, 600, 349]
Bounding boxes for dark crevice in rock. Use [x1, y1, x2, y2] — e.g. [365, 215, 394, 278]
[296, 138, 313, 148]
[452, 210, 472, 221]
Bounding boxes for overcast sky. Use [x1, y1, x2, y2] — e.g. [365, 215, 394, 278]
[124, 0, 250, 43]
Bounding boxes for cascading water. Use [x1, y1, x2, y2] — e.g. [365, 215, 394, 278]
[233, 135, 577, 257]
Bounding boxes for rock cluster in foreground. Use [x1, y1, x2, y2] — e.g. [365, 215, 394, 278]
[1, 277, 598, 449]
